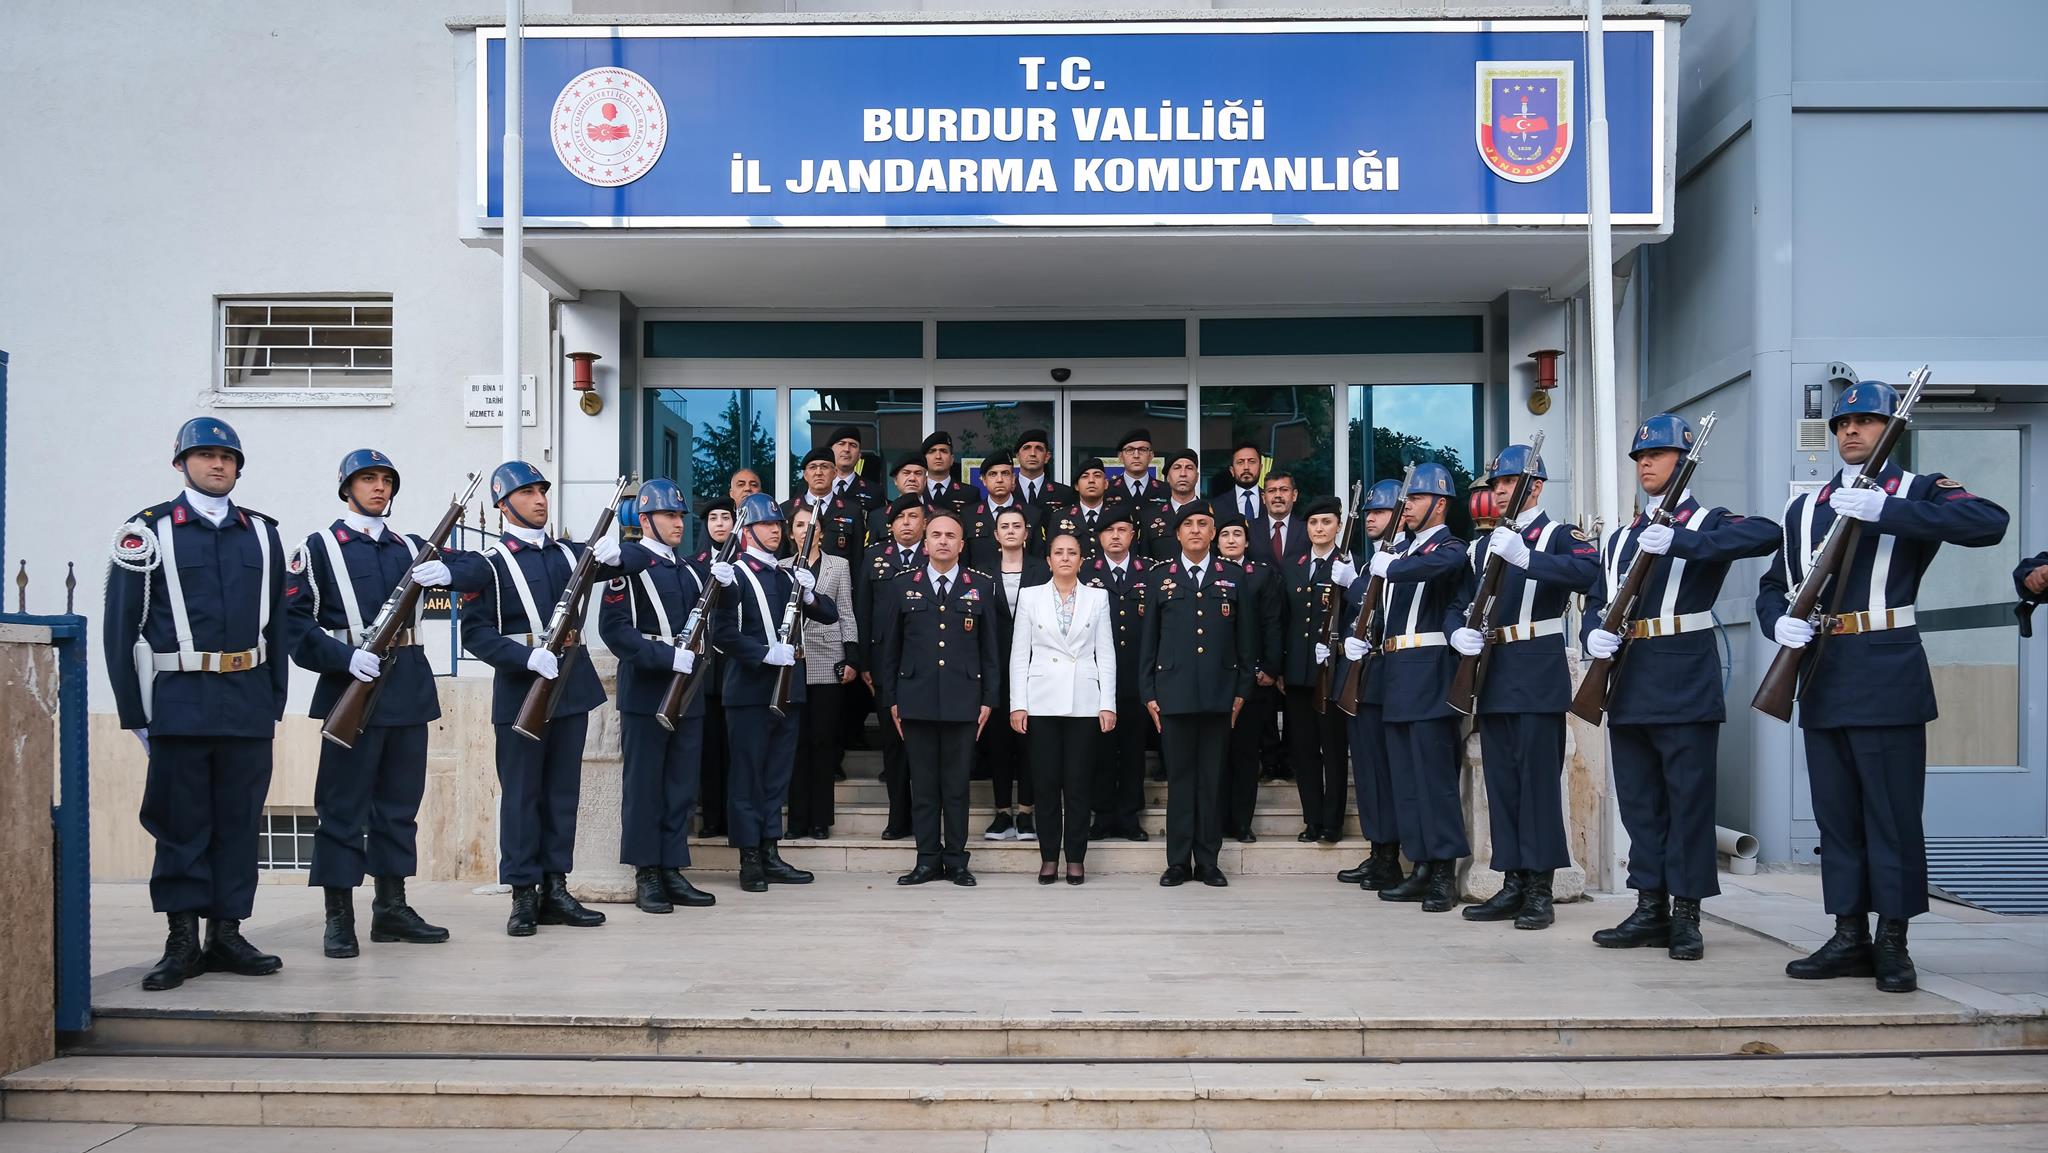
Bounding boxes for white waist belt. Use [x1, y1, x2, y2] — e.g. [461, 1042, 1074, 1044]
[1385, 631, 1447, 652]
[1491, 619, 1565, 644]
[151, 642, 267, 673]
[1630, 611, 1715, 640]
[1828, 604, 1916, 636]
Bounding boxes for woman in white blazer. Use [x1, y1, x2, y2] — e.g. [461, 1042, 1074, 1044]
[1009, 532, 1118, 884]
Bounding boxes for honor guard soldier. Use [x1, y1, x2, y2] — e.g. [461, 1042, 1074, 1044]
[866, 454, 930, 545]
[708, 494, 839, 892]
[598, 479, 717, 915]
[694, 497, 737, 837]
[1082, 505, 1152, 840]
[788, 445, 867, 564]
[106, 418, 291, 991]
[923, 431, 973, 508]
[1452, 446, 1602, 931]
[1109, 429, 1158, 504]
[1281, 495, 1361, 844]
[1580, 416, 1779, 958]
[1757, 383, 2009, 992]
[287, 449, 455, 960]
[827, 425, 884, 513]
[1046, 457, 1115, 558]
[453, 460, 640, 937]
[860, 493, 929, 839]
[1337, 480, 1411, 890]
[1013, 428, 1074, 511]
[1214, 509, 1286, 843]
[874, 509, 1000, 887]
[1141, 502, 1255, 887]
[1146, 449, 1206, 562]
[1369, 462, 1473, 913]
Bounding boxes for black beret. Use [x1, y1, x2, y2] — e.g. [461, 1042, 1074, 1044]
[1094, 502, 1135, 530]
[1016, 428, 1050, 450]
[827, 425, 862, 447]
[922, 430, 953, 452]
[1117, 428, 1153, 452]
[888, 492, 925, 519]
[1164, 448, 1199, 471]
[801, 446, 834, 468]
[1213, 508, 1249, 533]
[982, 450, 1014, 471]
[892, 452, 926, 475]
[1074, 456, 1106, 478]
[1304, 495, 1344, 520]
[1169, 500, 1217, 533]
[699, 497, 736, 517]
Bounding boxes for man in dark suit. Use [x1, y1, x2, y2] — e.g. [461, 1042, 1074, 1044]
[875, 510, 1001, 887]
[1215, 509, 1285, 843]
[1081, 506, 1151, 840]
[1014, 428, 1075, 510]
[1222, 441, 1269, 532]
[1109, 428, 1158, 504]
[1249, 469, 1311, 568]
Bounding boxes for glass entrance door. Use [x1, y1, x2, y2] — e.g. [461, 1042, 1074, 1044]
[935, 387, 1192, 493]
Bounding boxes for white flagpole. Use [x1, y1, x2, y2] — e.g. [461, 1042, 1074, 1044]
[500, 0, 524, 465]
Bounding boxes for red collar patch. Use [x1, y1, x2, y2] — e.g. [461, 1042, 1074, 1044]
[1884, 476, 1900, 494]
[1676, 508, 1693, 524]
[335, 528, 351, 542]
[172, 504, 189, 525]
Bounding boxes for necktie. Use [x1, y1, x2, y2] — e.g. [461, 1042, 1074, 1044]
[1187, 564, 1202, 588]
[1087, 510, 1098, 529]
[1271, 521, 1284, 556]
[1026, 481, 1037, 503]
[1242, 490, 1255, 518]
[1112, 567, 1124, 591]
[937, 574, 950, 599]
[836, 480, 848, 499]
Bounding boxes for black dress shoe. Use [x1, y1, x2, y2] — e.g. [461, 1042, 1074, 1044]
[880, 825, 911, 841]
[1874, 917, 1917, 993]
[506, 885, 539, 937]
[699, 822, 727, 839]
[1237, 828, 1258, 844]
[1123, 826, 1150, 842]
[370, 876, 449, 944]
[1787, 915, 1875, 980]
[1039, 865, 1058, 885]
[1066, 868, 1086, 886]
[1594, 889, 1672, 949]
[1317, 828, 1341, 845]
[661, 868, 717, 907]
[538, 873, 606, 927]
[1200, 866, 1229, 888]
[634, 866, 675, 914]
[1159, 865, 1190, 887]
[897, 865, 944, 886]
[142, 912, 204, 991]
[203, 919, 283, 976]
[1297, 827, 1319, 843]
[760, 840, 815, 885]
[810, 826, 831, 841]
[1088, 823, 1108, 840]
[952, 869, 978, 887]
[323, 887, 359, 958]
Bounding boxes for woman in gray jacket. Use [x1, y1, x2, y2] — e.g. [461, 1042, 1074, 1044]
[788, 504, 861, 840]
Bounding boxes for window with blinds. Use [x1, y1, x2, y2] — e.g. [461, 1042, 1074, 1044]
[219, 298, 393, 393]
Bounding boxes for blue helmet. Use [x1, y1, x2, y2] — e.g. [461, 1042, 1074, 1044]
[1830, 380, 1899, 430]
[489, 460, 550, 504]
[737, 492, 784, 529]
[636, 478, 688, 521]
[1407, 462, 1457, 498]
[1365, 479, 1403, 511]
[1486, 443, 1548, 482]
[336, 448, 400, 500]
[172, 418, 244, 468]
[1630, 413, 1696, 459]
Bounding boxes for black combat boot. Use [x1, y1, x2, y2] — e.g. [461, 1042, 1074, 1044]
[634, 866, 674, 914]
[1364, 842, 1405, 891]
[537, 873, 606, 927]
[506, 885, 539, 937]
[1873, 917, 1918, 993]
[322, 888, 359, 958]
[1337, 857, 1374, 885]
[1592, 889, 1671, 949]
[661, 868, 716, 908]
[1786, 914, 1875, 980]
[1378, 859, 1433, 902]
[1667, 896, 1704, 959]
[738, 848, 769, 893]
[142, 912, 205, 992]
[1514, 870, 1557, 931]
[203, 919, 283, 976]
[1462, 870, 1526, 922]
[1421, 862, 1461, 913]
[371, 876, 449, 944]
[759, 840, 815, 885]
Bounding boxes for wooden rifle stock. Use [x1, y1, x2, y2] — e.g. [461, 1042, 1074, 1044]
[654, 537, 737, 731]
[514, 476, 632, 740]
[1447, 434, 1546, 716]
[322, 471, 483, 750]
[769, 514, 824, 719]
[1313, 481, 1364, 714]
[1335, 465, 1417, 716]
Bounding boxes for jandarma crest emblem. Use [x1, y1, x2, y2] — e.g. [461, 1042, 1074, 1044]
[552, 67, 667, 188]
[1476, 61, 1574, 183]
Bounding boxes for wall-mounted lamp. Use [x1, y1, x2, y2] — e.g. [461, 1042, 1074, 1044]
[567, 350, 603, 416]
[1527, 348, 1562, 415]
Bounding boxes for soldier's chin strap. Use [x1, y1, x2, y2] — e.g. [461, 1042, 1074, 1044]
[178, 464, 236, 500]
[743, 524, 779, 554]
[344, 490, 391, 519]
[500, 495, 546, 531]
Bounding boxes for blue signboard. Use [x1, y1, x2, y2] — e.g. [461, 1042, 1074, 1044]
[476, 20, 1666, 228]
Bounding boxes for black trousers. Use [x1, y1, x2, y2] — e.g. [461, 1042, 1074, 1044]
[1385, 716, 1468, 863]
[1257, 683, 1288, 778]
[309, 722, 429, 888]
[1345, 703, 1400, 845]
[493, 712, 589, 886]
[726, 704, 797, 849]
[1093, 689, 1149, 832]
[906, 719, 977, 873]
[1477, 712, 1570, 872]
[790, 680, 844, 833]
[1284, 684, 1349, 834]
[1161, 712, 1230, 872]
[983, 717, 1034, 810]
[1609, 722, 1720, 900]
[1225, 683, 1278, 833]
[141, 735, 272, 919]
[619, 712, 702, 869]
[840, 677, 874, 749]
[1805, 724, 1930, 919]
[699, 693, 729, 832]
[877, 701, 913, 831]
[1029, 716, 1096, 864]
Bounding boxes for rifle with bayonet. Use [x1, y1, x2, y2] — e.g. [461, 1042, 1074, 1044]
[1313, 480, 1365, 715]
[322, 470, 484, 750]
[1336, 464, 1416, 717]
[654, 535, 739, 731]
[1753, 367, 1930, 722]
[769, 511, 824, 719]
[513, 475, 633, 740]
[1447, 432, 1547, 716]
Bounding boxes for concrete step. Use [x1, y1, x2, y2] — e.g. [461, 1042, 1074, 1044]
[8, 1054, 2044, 1130]
[683, 835, 1371, 874]
[819, 805, 1361, 839]
[827, 777, 1325, 809]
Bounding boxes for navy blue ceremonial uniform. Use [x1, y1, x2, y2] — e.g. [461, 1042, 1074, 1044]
[1224, 554, 1287, 836]
[1043, 502, 1117, 559]
[690, 544, 734, 836]
[873, 565, 1001, 874]
[712, 551, 839, 849]
[860, 540, 925, 832]
[1379, 526, 1474, 865]
[1582, 496, 1778, 900]
[1082, 554, 1151, 834]
[1281, 550, 1350, 838]
[1342, 561, 1401, 848]
[598, 542, 710, 870]
[286, 521, 437, 889]
[1757, 465, 2008, 919]
[1132, 498, 1178, 563]
[1465, 512, 1602, 874]
[1109, 473, 1158, 506]
[452, 534, 644, 886]
[105, 495, 291, 920]
[1139, 556, 1257, 875]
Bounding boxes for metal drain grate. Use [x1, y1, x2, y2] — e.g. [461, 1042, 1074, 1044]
[1927, 837, 2048, 916]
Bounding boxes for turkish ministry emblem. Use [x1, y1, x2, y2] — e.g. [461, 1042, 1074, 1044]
[552, 67, 667, 188]
[1476, 61, 1573, 183]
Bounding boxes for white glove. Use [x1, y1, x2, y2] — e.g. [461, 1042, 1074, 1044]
[1637, 523, 1675, 556]
[764, 642, 797, 667]
[592, 536, 623, 567]
[1329, 558, 1358, 588]
[526, 648, 560, 679]
[1487, 526, 1531, 569]
[1451, 627, 1486, 657]
[1343, 636, 1370, 662]
[792, 566, 817, 595]
[1370, 551, 1397, 579]
[1829, 486, 1886, 523]
[711, 560, 737, 587]
[134, 727, 150, 755]
[348, 648, 382, 683]
[1314, 642, 1331, 666]
[409, 559, 452, 587]
[672, 647, 696, 675]
[1773, 616, 1815, 650]
[1585, 628, 1624, 660]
